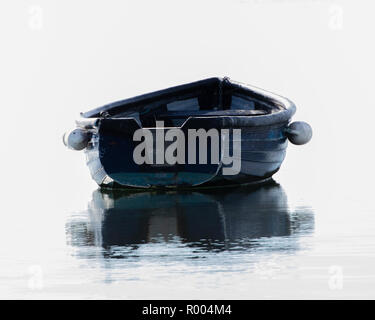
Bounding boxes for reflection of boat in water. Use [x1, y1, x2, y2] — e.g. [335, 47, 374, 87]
[66, 181, 314, 255]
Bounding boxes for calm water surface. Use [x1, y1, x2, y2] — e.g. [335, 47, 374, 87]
[3, 172, 375, 299]
[67, 181, 316, 299]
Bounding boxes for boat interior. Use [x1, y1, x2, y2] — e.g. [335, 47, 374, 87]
[85, 78, 285, 128]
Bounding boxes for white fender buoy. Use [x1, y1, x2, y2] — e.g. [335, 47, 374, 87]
[63, 128, 90, 150]
[285, 121, 312, 145]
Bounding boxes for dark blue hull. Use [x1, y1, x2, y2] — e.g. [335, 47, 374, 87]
[84, 118, 288, 189]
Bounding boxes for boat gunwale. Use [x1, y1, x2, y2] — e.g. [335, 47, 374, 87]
[78, 77, 296, 128]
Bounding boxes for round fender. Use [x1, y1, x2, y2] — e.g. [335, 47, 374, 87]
[285, 121, 312, 145]
[63, 128, 90, 150]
